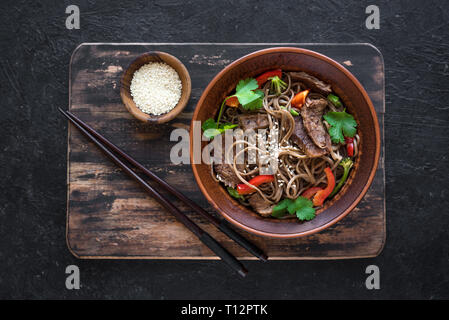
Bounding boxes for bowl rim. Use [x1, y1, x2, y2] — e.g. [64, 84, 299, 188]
[190, 46, 381, 238]
[120, 51, 192, 124]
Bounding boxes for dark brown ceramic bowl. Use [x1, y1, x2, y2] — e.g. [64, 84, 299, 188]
[120, 51, 191, 123]
[190, 47, 380, 238]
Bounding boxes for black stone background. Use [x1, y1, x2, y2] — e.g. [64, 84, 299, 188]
[0, 0, 448, 299]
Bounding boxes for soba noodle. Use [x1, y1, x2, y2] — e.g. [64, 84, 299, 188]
[212, 71, 358, 215]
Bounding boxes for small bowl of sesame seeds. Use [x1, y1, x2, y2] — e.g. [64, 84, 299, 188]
[120, 51, 191, 123]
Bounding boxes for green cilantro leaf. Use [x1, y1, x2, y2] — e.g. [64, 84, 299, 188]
[236, 78, 259, 92]
[323, 110, 357, 144]
[214, 78, 265, 130]
[233, 78, 264, 111]
[202, 118, 221, 139]
[203, 128, 222, 139]
[272, 196, 316, 221]
[296, 206, 316, 221]
[202, 118, 237, 139]
[202, 118, 217, 131]
[240, 89, 264, 111]
[272, 198, 293, 218]
[287, 196, 313, 215]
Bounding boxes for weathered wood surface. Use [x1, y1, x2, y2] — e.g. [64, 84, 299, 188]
[67, 44, 385, 259]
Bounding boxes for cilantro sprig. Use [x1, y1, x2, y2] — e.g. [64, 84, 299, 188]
[233, 78, 264, 111]
[202, 77, 264, 139]
[323, 110, 357, 144]
[201, 118, 237, 139]
[272, 196, 316, 221]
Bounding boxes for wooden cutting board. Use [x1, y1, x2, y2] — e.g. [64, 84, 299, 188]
[67, 43, 385, 260]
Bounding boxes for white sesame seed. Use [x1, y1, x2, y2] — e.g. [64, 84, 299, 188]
[130, 62, 182, 115]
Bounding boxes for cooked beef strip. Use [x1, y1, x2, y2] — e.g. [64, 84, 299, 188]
[214, 163, 240, 188]
[300, 97, 332, 151]
[290, 71, 332, 95]
[237, 113, 269, 132]
[248, 193, 274, 217]
[213, 134, 241, 188]
[291, 116, 328, 157]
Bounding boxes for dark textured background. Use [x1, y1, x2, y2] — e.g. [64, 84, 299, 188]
[0, 0, 448, 299]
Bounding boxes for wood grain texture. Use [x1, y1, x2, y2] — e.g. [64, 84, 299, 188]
[67, 44, 385, 259]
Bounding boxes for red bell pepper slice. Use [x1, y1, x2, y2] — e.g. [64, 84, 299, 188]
[312, 167, 336, 207]
[256, 69, 282, 87]
[291, 89, 310, 108]
[345, 137, 354, 157]
[225, 96, 239, 107]
[302, 187, 323, 200]
[237, 175, 275, 195]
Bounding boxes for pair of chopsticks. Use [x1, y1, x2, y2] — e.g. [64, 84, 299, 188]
[59, 108, 267, 277]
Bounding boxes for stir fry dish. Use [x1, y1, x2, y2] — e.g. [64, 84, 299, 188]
[202, 69, 358, 222]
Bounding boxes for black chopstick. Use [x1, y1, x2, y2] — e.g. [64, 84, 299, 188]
[60, 108, 248, 277]
[65, 110, 268, 262]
